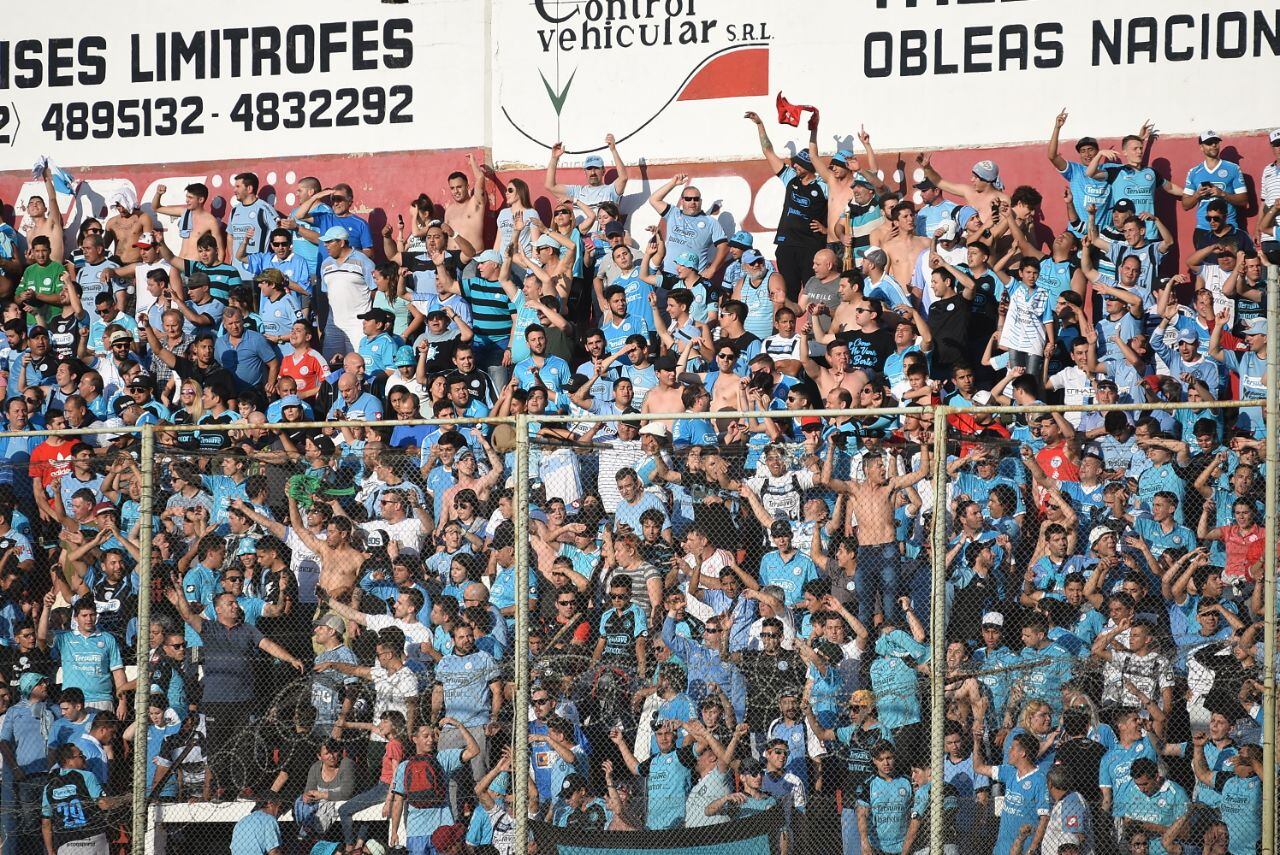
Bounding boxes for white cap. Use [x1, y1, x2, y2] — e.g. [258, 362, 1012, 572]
[639, 423, 670, 438]
[1199, 130, 1221, 144]
[981, 611, 1004, 627]
[1269, 129, 1280, 145]
[1089, 525, 1116, 547]
[972, 391, 993, 405]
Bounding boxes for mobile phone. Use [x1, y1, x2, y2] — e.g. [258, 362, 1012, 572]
[398, 215, 405, 228]
[1200, 182, 1212, 190]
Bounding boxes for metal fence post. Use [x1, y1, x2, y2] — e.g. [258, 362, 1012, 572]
[512, 414, 531, 853]
[130, 424, 155, 850]
[1262, 267, 1278, 855]
[928, 408, 950, 855]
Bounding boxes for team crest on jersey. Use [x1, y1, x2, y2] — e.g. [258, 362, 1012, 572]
[1217, 170, 1227, 178]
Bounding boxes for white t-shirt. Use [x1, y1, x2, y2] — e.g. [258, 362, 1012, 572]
[361, 518, 428, 557]
[366, 614, 434, 659]
[368, 661, 418, 741]
[285, 526, 324, 604]
[1047, 366, 1097, 427]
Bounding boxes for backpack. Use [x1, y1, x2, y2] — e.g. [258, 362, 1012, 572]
[403, 754, 448, 809]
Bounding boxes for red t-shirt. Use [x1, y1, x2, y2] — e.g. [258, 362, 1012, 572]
[1036, 441, 1080, 483]
[380, 738, 406, 785]
[29, 438, 77, 489]
[1218, 524, 1264, 583]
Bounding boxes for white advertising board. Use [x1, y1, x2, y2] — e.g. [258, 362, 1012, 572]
[492, 0, 1280, 166]
[0, 0, 485, 168]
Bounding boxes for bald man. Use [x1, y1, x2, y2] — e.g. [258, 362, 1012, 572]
[649, 173, 728, 284]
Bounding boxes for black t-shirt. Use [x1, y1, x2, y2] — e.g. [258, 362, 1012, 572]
[48, 314, 80, 360]
[776, 171, 828, 251]
[1054, 737, 1105, 803]
[926, 294, 971, 373]
[171, 355, 236, 394]
[836, 326, 897, 371]
[0, 645, 54, 694]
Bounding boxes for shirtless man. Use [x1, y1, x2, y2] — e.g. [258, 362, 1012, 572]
[813, 272, 862, 344]
[103, 200, 154, 265]
[916, 152, 1009, 227]
[798, 333, 860, 398]
[820, 442, 931, 622]
[879, 202, 931, 291]
[444, 153, 488, 253]
[641, 354, 683, 426]
[22, 166, 67, 263]
[151, 182, 223, 262]
[809, 126, 866, 248]
[285, 495, 364, 601]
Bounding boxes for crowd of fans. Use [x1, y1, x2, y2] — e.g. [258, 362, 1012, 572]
[0, 109, 1276, 855]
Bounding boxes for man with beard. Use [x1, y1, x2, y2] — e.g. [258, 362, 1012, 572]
[545, 134, 631, 216]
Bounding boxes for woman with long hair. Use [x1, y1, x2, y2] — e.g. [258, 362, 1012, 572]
[493, 177, 541, 261]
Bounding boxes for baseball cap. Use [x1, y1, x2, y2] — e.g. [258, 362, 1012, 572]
[740, 757, 764, 776]
[127, 373, 154, 389]
[314, 614, 346, 634]
[800, 415, 822, 430]
[1243, 318, 1267, 336]
[1089, 526, 1116, 547]
[674, 251, 700, 269]
[638, 422, 670, 437]
[741, 249, 764, 265]
[110, 330, 133, 344]
[535, 234, 562, 251]
[1176, 329, 1197, 344]
[357, 308, 395, 325]
[913, 178, 937, 190]
[134, 232, 159, 249]
[319, 226, 350, 243]
[112, 396, 139, 415]
[93, 501, 117, 516]
[769, 519, 793, 538]
[583, 154, 605, 169]
[1199, 130, 1222, 144]
[863, 247, 888, 269]
[830, 149, 855, 166]
[236, 537, 257, 556]
[364, 529, 387, 550]
[853, 174, 875, 188]
[99, 416, 128, 441]
[474, 249, 503, 265]
[604, 221, 626, 237]
[728, 231, 754, 249]
[279, 395, 303, 409]
[1113, 198, 1136, 213]
[255, 268, 285, 287]
[394, 345, 416, 368]
[1270, 129, 1280, 145]
[559, 772, 588, 796]
[981, 611, 1004, 627]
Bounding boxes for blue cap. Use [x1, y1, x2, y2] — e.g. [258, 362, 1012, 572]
[236, 538, 258, 556]
[18, 673, 47, 698]
[674, 251, 700, 269]
[831, 148, 855, 166]
[319, 225, 349, 243]
[955, 205, 979, 230]
[279, 394, 303, 409]
[728, 231, 753, 249]
[583, 154, 605, 169]
[489, 771, 511, 795]
[535, 235, 562, 251]
[394, 345, 417, 367]
[475, 249, 503, 265]
[742, 249, 764, 265]
[852, 174, 874, 188]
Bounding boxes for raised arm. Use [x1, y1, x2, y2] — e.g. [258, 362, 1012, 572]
[649, 174, 687, 214]
[744, 112, 786, 175]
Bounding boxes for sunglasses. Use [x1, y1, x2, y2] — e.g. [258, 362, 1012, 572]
[760, 632, 780, 639]
[166, 642, 186, 649]
[609, 594, 630, 601]
[271, 242, 290, 248]
[224, 576, 244, 582]
[717, 352, 735, 359]
[682, 195, 701, 201]
[532, 697, 552, 705]
[85, 227, 103, 233]
[557, 600, 575, 606]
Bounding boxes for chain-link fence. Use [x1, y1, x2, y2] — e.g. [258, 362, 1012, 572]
[0, 401, 1273, 855]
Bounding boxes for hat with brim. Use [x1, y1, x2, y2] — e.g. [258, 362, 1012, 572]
[319, 226, 349, 243]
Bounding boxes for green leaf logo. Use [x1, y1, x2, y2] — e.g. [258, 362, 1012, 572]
[540, 68, 577, 116]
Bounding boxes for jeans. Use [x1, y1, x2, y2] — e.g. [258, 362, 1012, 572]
[841, 806, 863, 855]
[11, 774, 47, 855]
[856, 542, 901, 627]
[1007, 348, 1045, 382]
[474, 337, 511, 394]
[339, 782, 388, 846]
